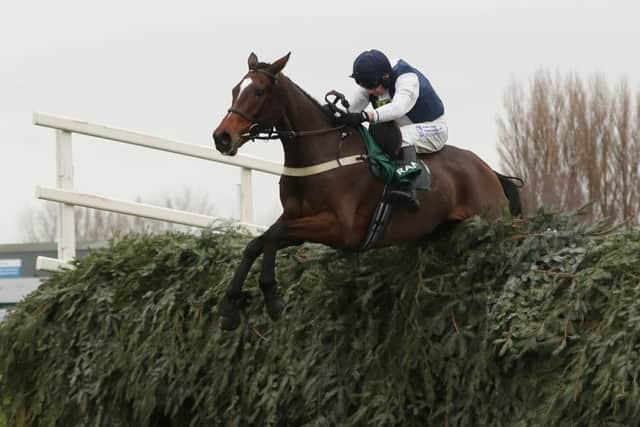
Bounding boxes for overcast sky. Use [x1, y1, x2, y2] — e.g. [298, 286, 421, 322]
[1, 0, 638, 244]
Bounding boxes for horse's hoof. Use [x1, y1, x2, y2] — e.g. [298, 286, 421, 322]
[219, 299, 242, 331]
[220, 310, 241, 331]
[265, 296, 284, 321]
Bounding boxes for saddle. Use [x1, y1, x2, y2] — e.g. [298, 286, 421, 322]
[360, 123, 431, 191]
[358, 123, 431, 250]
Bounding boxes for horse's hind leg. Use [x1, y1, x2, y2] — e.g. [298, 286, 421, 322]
[219, 236, 264, 330]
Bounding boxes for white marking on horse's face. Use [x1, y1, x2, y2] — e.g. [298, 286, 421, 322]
[238, 77, 253, 98]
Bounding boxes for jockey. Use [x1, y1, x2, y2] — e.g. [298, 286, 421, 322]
[343, 49, 448, 210]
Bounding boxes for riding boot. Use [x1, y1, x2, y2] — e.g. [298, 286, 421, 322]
[388, 145, 421, 211]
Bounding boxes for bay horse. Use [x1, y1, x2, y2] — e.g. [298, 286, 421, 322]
[212, 52, 522, 331]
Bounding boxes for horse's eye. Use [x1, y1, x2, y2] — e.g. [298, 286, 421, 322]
[255, 88, 265, 97]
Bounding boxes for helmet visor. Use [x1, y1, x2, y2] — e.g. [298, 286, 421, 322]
[356, 78, 380, 90]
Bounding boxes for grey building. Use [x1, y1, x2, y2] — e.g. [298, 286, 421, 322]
[0, 242, 105, 320]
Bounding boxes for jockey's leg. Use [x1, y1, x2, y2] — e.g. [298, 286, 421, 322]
[387, 117, 449, 211]
[400, 116, 448, 154]
[388, 145, 422, 211]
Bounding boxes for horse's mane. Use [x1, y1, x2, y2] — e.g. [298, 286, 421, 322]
[253, 62, 334, 120]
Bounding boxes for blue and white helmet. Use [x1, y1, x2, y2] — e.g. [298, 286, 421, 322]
[350, 49, 392, 89]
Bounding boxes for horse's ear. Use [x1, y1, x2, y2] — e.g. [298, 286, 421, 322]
[269, 52, 291, 75]
[248, 52, 258, 70]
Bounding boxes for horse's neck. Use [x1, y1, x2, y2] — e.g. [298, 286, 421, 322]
[277, 76, 345, 167]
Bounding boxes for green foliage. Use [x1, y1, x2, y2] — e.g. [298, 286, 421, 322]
[0, 375, 6, 427]
[1, 211, 639, 426]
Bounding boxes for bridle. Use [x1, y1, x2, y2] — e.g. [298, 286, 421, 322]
[227, 68, 346, 141]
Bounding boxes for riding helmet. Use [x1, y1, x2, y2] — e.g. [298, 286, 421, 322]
[350, 49, 393, 88]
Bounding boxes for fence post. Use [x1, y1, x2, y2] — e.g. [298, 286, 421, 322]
[239, 167, 254, 225]
[56, 130, 76, 261]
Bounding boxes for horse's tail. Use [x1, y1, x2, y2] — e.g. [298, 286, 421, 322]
[495, 172, 524, 217]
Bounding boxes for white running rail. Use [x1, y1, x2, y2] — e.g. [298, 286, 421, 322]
[34, 112, 282, 272]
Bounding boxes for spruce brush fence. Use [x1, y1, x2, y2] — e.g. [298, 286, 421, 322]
[1, 210, 639, 426]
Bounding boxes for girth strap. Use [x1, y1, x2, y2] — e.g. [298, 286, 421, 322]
[360, 186, 393, 251]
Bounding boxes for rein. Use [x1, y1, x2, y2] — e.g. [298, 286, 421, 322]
[229, 102, 346, 141]
[228, 68, 347, 141]
[239, 125, 347, 141]
[226, 74, 362, 176]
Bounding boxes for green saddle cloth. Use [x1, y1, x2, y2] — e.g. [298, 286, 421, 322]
[358, 126, 430, 190]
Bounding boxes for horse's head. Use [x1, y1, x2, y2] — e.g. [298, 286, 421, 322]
[212, 52, 290, 155]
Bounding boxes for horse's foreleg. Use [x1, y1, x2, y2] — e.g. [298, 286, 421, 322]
[259, 212, 343, 321]
[259, 223, 288, 321]
[219, 236, 264, 330]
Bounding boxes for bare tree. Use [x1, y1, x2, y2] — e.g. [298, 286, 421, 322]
[497, 81, 535, 212]
[498, 71, 639, 225]
[635, 92, 640, 220]
[19, 187, 217, 243]
[560, 74, 588, 211]
[610, 80, 639, 223]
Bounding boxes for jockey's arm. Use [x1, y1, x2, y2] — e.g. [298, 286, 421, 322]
[370, 73, 419, 123]
[346, 87, 370, 113]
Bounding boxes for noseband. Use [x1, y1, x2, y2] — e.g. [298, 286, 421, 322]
[226, 69, 345, 141]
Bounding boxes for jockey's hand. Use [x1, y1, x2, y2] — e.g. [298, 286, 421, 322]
[341, 111, 369, 127]
[321, 103, 340, 118]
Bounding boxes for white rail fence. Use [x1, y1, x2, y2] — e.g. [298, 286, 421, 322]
[34, 112, 283, 272]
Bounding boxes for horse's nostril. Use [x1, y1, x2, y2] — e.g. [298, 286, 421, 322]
[213, 131, 232, 152]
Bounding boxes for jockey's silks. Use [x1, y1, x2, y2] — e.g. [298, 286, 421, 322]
[369, 60, 444, 123]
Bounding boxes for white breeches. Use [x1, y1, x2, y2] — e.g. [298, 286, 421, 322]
[399, 115, 448, 153]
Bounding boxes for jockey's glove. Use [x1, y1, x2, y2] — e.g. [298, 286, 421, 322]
[342, 111, 369, 127]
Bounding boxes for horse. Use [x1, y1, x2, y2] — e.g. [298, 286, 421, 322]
[212, 52, 522, 331]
